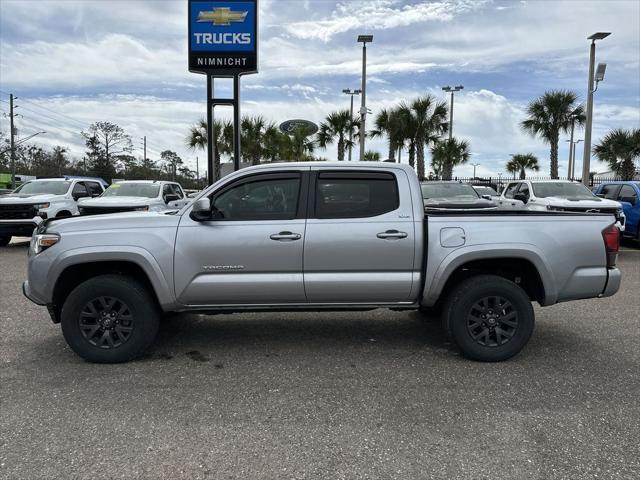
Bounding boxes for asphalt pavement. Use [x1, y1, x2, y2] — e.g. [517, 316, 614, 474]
[1, 238, 639, 479]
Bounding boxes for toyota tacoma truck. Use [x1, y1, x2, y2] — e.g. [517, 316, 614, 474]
[22, 163, 622, 363]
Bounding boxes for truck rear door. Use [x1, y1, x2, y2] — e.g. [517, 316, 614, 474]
[303, 169, 416, 303]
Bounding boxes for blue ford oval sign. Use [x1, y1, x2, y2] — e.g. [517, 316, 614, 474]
[279, 119, 319, 135]
[188, 0, 258, 75]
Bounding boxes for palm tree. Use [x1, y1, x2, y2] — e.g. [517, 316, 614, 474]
[430, 138, 470, 180]
[364, 151, 381, 161]
[407, 95, 449, 181]
[594, 128, 640, 181]
[397, 103, 418, 169]
[521, 90, 585, 179]
[317, 110, 355, 161]
[506, 153, 540, 180]
[185, 118, 232, 181]
[241, 116, 271, 165]
[370, 108, 404, 162]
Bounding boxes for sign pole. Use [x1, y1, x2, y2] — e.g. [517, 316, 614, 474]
[233, 74, 241, 172]
[206, 74, 214, 185]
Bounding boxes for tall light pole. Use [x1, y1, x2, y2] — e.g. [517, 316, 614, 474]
[357, 35, 373, 161]
[571, 140, 583, 179]
[442, 85, 464, 140]
[581, 32, 610, 186]
[471, 162, 480, 179]
[343, 88, 361, 161]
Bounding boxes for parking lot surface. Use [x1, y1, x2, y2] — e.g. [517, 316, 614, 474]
[1, 238, 639, 480]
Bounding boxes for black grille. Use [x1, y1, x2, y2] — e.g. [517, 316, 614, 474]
[0, 204, 38, 220]
[79, 206, 140, 216]
[556, 207, 618, 214]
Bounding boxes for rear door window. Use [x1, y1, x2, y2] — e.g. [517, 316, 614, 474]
[600, 184, 621, 199]
[315, 171, 399, 219]
[617, 185, 638, 203]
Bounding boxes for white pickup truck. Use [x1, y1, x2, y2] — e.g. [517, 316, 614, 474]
[497, 179, 625, 229]
[23, 163, 622, 363]
[78, 180, 189, 215]
[0, 177, 106, 245]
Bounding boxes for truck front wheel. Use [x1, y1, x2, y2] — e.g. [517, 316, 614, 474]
[443, 275, 534, 362]
[60, 274, 159, 363]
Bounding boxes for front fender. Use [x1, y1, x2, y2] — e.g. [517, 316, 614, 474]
[422, 244, 557, 307]
[46, 246, 176, 310]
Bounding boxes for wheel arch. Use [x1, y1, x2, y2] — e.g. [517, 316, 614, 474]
[422, 247, 556, 307]
[49, 248, 175, 322]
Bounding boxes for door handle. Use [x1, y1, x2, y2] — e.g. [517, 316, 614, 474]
[377, 230, 408, 239]
[270, 231, 302, 241]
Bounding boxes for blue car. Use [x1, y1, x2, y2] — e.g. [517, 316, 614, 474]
[594, 181, 640, 241]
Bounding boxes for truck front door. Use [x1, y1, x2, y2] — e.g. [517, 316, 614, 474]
[303, 169, 416, 303]
[174, 171, 308, 306]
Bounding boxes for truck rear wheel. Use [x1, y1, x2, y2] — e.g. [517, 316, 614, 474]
[0, 236, 11, 247]
[60, 274, 159, 363]
[443, 275, 534, 362]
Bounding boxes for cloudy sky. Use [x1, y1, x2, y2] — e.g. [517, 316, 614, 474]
[1, 0, 639, 178]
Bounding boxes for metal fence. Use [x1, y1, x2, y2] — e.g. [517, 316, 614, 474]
[448, 175, 632, 190]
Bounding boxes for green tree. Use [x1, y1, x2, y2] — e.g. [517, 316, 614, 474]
[241, 116, 270, 165]
[593, 128, 640, 181]
[406, 95, 449, 181]
[521, 90, 585, 179]
[186, 118, 233, 181]
[81, 122, 132, 180]
[364, 151, 381, 161]
[160, 150, 183, 181]
[370, 107, 404, 162]
[317, 110, 355, 161]
[506, 153, 540, 180]
[431, 138, 470, 180]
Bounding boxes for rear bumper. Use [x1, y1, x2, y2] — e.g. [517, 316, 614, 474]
[0, 219, 37, 237]
[601, 267, 621, 298]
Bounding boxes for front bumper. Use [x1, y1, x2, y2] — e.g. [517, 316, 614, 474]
[22, 280, 46, 305]
[0, 219, 37, 237]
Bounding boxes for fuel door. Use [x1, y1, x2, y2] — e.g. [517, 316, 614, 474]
[440, 227, 466, 248]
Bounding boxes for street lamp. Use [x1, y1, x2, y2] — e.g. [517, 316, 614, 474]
[343, 88, 362, 161]
[357, 34, 373, 161]
[471, 162, 480, 179]
[581, 32, 611, 186]
[442, 85, 464, 140]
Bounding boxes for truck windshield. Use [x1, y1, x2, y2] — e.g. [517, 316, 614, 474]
[532, 183, 596, 200]
[474, 186, 498, 196]
[14, 181, 71, 195]
[421, 183, 479, 199]
[103, 183, 160, 198]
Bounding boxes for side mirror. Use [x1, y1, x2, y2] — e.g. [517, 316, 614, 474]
[620, 196, 637, 206]
[595, 193, 606, 198]
[189, 198, 211, 221]
[164, 193, 180, 204]
[481, 194, 492, 201]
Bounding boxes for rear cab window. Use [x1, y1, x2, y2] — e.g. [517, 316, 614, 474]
[314, 171, 399, 219]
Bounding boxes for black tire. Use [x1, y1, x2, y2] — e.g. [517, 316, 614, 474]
[61, 274, 159, 363]
[0, 236, 11, 247]
[56, 211, 72, 218]
[443, 275, 534, 362]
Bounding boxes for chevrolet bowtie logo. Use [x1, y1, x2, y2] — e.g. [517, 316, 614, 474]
[197, 7, 248, 26]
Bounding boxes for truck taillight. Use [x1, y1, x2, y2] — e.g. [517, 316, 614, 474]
[602, 225, 619, 267]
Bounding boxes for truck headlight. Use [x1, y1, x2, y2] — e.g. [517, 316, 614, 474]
[32, 203, 50, 210]
[30, 233, 60, 255]
[133, 206, 149, 211]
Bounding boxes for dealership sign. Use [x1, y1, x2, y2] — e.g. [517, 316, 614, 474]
[188, 0, 258, 75]
[279, 119, 319, 136]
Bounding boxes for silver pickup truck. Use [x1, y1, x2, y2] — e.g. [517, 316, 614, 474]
[23, 162, 621, 363]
